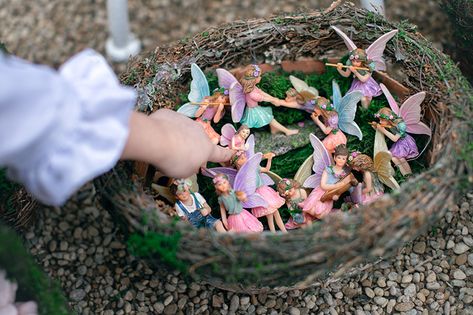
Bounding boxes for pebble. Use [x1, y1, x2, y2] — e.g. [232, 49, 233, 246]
[404, 284, 416, 297]
[413, 242, 426, 254]
[453, 270, 466, 280]
[395, 302, 414, 312]
[454, 243, 470, 254]
[70, 289, 86, 302]
[365, 287, 375, 298]
[288, 307, 300, 315]
[230, 295, 239, 312]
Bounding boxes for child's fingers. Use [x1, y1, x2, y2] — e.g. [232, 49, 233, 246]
[208, 145, 234, 164]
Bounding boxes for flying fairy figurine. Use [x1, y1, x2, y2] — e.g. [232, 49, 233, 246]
[330, 26, 398, 109]
[284, 75, 319, 113]
[177, 63, 230, 144]
[216, 65, 299, 136]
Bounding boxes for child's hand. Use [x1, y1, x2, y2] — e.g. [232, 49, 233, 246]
[121, 110, 234, 178]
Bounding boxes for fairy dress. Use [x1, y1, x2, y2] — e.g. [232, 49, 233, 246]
[347, 61, 382, 98]
[218, 190, 263, 233]
[388, 121, 419, 159]
[284, 189, 315, 230]
[196, 106, 220, 143]
[240, 87, 274, 128]
[300, 165, 349, 219]
[359, 171, 384, 205]
[251, 168, 285, 218]
[321, 114, 347, 153]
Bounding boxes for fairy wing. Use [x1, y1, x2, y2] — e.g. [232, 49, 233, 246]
[234, 153, 268, 208]
[373, 129, 389, 158]
[188, 63, 210, 103]
[201, 167, 237, 186]
[229, 81, 246, 123]
[366, 30, 398, 71]
[350, 184, 363, 205]
[380, 83, 400, 115]
[374, 151, 400, 190]
[289, 75, 319, 97]
[399, 92, 432, 136]
[177, 103, 200, 118]
[331, 26, 357, 52]
[332, 80, 342, 112]
[303, 134, 332, 188]
[337, 90, 363, 140]
[245, 134, 255, 158]
[216, 68, 238, 90]
[262, 171, 279, 186]
[294, 154, 314, 187]
[220, 123, 237, 147]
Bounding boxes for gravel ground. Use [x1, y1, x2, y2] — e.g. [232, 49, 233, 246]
[2, 0, 468, 314]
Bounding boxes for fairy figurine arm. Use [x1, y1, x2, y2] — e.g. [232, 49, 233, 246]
[177, 63, 210, 118]
[332, 80, 363, 140]
[302, 134, 332, 188]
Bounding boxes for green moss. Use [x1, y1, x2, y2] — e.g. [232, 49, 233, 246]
[0, 224, 69, 315]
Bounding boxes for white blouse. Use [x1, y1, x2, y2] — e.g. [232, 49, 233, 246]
[0, 49, 136, 206]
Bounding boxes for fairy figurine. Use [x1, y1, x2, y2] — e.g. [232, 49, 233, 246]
[311, 80, 363, 154]
[347, 151, 399, 206]
[220, 123, 251, 151]
[178, 63, 229, 144]
[371, 84, 432, 176]
[331, 25, 398, 109]
[213, 153, 268, 233]
[277, 178, 314, 230]
[284, 75, 319, 113]
[301, 135, 357, 219]
[216, 65, 299, 136]
[171, 179, 226, 232]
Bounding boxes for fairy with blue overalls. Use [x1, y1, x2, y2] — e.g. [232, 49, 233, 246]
[171, 179, 226, 232]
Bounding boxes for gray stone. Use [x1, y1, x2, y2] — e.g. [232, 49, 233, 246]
[229, 295, 239, 312]
[386, 299, 396, 314]
[374, 297, 387, 307]
[70, 289, 86, 302]
[404, 284, 416, 297]
[395, 302, 414, 312]
[453, 269, 467, 280]
[464, 236, 473, 247]
[401, 274, 413, 283]
[413, 242, 426, 254]
[454, 243, 470, 255]
[288, 307, 301, 315]
[365, 287, 375, 298]
[163, 303, 177, 315]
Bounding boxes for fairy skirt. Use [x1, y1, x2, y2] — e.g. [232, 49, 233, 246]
[241, 106, 273, 128]
[196, 118, 220, 143]
[252, 185, 285, 217]
[227, 209, 264, 233]
[322, 130, 347, 153]
[300, 187, 333, 219]
[390, 134, 419, 159]
[348, 77, 382, 98]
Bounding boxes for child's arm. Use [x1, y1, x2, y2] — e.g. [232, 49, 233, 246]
[362, 172, 373, 194]
[121, 109, 234, 179]
[213, 103, 225, 123]
[260, 152, 275, 173]
[201, 202, 211, 216]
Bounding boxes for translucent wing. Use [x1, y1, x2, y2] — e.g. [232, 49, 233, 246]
[366, 30, 398, 71]
[337, 90, 363, 140]
[332, 80, 342, 112]
[289, 75, 319, 97]
[373, 129, 389, 157]
[303, 134, 331, 188]
[245, 134, 255, 158]
[294, 154, 314, 187]
[331, 26, 357, 52]
[220, 123, 237, 147]
[216, 68, 238, 90]
[374, 151, 400, 190]
[234, 153, 263, 195]
[380, 83, 400, 115]
[350, 183, 363, 205]
[188, 63, 210, 103]
[177, 103, 200, 118]
[229, 81, 246, 122]
[399, 92, 432, 136]
[241, 193, 267, 209]
[201, 167, 237, 186]
[262, 171, 280, 186]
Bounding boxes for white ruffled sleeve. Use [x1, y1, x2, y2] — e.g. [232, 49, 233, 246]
[0, 49, 136, 206]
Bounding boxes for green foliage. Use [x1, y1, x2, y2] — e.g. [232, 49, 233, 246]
[0, 224, 69, 315]
[0, 42, 9, 54]
[128, 229, 187, 272]
[0, 168, 21, 215]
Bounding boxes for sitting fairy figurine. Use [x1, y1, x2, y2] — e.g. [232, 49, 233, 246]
[214, 173, 264, 233]
[302, 136, 357, 220]
[178, 63, 229, 144]
[231, 151, 287, 233]
[372, 84, 432, 176]
[220, 124, 251, 151]
[347, 152, 385, 205]
[276, 178, 314, 230]
[216, 65, 299, 136]
[171, 179, 226, 232]
[310, 81, 363, 154]
[331, 26, 398, 109]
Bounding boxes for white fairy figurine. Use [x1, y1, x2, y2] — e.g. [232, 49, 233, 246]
[177, 63, 229, 144]
[371, 84, 432, 176]
[311, 80, 363, 154]
[331, 25, 398, 109]
[220, 124, 250, 151]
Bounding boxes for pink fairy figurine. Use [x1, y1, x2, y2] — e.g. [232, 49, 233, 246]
[178, 63, 229, 144]
[0, 270, 38, 315]
[231, 151, 287, 233]
[276, 178, 314, 230]
[331, 25, 398, 109]
[301, 135, 355, 220]
[220, 124, 251, 151]
[216, 65, 299, 136]
[213, 153, 269, 233]
[372, 84, 431, 176]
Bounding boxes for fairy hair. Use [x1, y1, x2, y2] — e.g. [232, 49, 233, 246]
[376, 107, 401, 127]
[333, 144, 349, 158]
[348, 48, 372, 68]
[350, 154, 374, 172]
[237, 124, 250, 134]
[237, 65, 261, 93]
[277, 178, 301, 199]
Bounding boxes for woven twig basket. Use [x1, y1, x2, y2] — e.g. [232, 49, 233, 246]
[95, 2, 473, 293]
